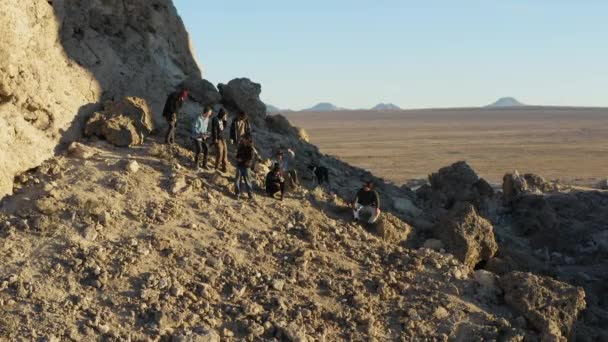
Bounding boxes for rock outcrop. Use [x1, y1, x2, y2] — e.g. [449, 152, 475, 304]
[0, 0, 200, 199]
[500, 272, 586, 341]
[84, 97, 154, 147]
[218, 78, 267, 123]
[432, 203, 498, 268]
[503, 171, 560, 203]
[422, 161, 494, 217]
[179, 77, 221, 107]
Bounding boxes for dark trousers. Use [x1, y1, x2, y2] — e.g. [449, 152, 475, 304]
[193, 139, 209, 167]
[266, 182, 285, 198]
[165, 116, 176, 144]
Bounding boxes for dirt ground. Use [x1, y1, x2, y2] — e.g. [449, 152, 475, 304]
[285, 107, 608, 186]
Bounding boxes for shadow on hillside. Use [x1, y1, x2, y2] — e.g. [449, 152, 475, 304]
[51, 0, 200, 152]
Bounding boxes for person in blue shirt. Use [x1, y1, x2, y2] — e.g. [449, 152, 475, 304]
[191, 106, 213, 170]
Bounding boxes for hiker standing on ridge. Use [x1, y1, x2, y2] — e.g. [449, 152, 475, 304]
[352, 181, 381, 223]
[229, 110, 252, 146]
[211, 108, 229, 172]
[265, 163, 285, 200]
[235, 134, 255, 200]
[163, 89, 188, 145]
[191, 106, 213, 170]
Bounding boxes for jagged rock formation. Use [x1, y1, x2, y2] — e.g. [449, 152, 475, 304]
[432, 203, 498, 268]
[500, 272, 586, 341]
[218, 78, 267, 123]
[84, 97, 154, 147]
[503, 171, 560, 203]
[0, 0, 200, 199]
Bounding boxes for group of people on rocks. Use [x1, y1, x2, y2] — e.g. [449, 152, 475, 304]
[162, 89, 381, 223]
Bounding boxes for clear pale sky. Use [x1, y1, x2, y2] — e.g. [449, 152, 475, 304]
[174, 0, 608, 110]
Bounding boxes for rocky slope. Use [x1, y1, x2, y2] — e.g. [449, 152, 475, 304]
[0, 103, 605, 340]
[1, 2, 606, 341]
[0, 0, 200, 198]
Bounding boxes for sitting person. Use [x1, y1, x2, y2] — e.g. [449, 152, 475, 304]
[273, 148, 299, 190]
[265, 163, 285, 200]
[352, 181, 381, 223]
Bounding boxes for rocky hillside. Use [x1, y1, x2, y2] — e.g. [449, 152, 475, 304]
[0, 94, 606, 340]
[0, 0, 200, 198]
[1, 2, 607, 341]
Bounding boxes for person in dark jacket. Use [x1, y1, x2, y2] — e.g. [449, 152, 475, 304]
[265, 163, 285, 200]
[211, 108, 229, 172]
[234, 134, 255, 199]
[163, 89, 188, 144]
[229, 110, 252, 145]
[191, 106, 213, 170]
[352, 181, 381, 223]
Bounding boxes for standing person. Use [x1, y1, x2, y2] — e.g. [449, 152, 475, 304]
[211, 108, 229, 172]
[191, 106, 213, 170]
[235, 135, 255, 200]
[265, 163, 285, 200]
[163, 89, 188, 145]
[352, 181, 381, 223]
[229, 110, 252, 145]
[283, 147, 299, 189]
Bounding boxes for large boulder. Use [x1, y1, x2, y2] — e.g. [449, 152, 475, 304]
[84, 97, 153, 147]
[179, 77, 221, 106]
[503, 171, 560, 203]
[432, 203, 498, 268]
[500, 272, 586, 341]
[265, 114, 310, 143]
[218, 78, 267, 123]
[510, 194, 558, 238]
[369, 213, 413, 243]
[428, 161, 494, 212]
[0, 0, 200, 199]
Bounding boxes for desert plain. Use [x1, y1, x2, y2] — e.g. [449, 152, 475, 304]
[286, 107, 608, 186]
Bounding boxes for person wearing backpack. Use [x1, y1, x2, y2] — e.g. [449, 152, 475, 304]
[211, 108, 229, 172]
[162, 89, 188, 145]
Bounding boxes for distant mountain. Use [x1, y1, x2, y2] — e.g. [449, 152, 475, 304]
[487, 97, 526, 108]
[303, 103, 342, 112]
[372, 103, 401, 111]
[265, 104, 281, 113]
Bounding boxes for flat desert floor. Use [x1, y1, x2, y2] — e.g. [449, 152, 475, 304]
[285, 107, 608, 185]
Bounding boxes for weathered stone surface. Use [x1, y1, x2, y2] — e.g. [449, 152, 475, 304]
[67, 142, 98, 160]
[500, 272, 586, 341]
[370, 213, 412, 243]
[85, 97, 154, 147]
[218, 78, 266, 123]
[425, 161, 494, 214]
[503, 171, 561, 203]
[432, 203, 498, 268]
[0, 0, 200, 198]
[179, 77, 221, 106]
